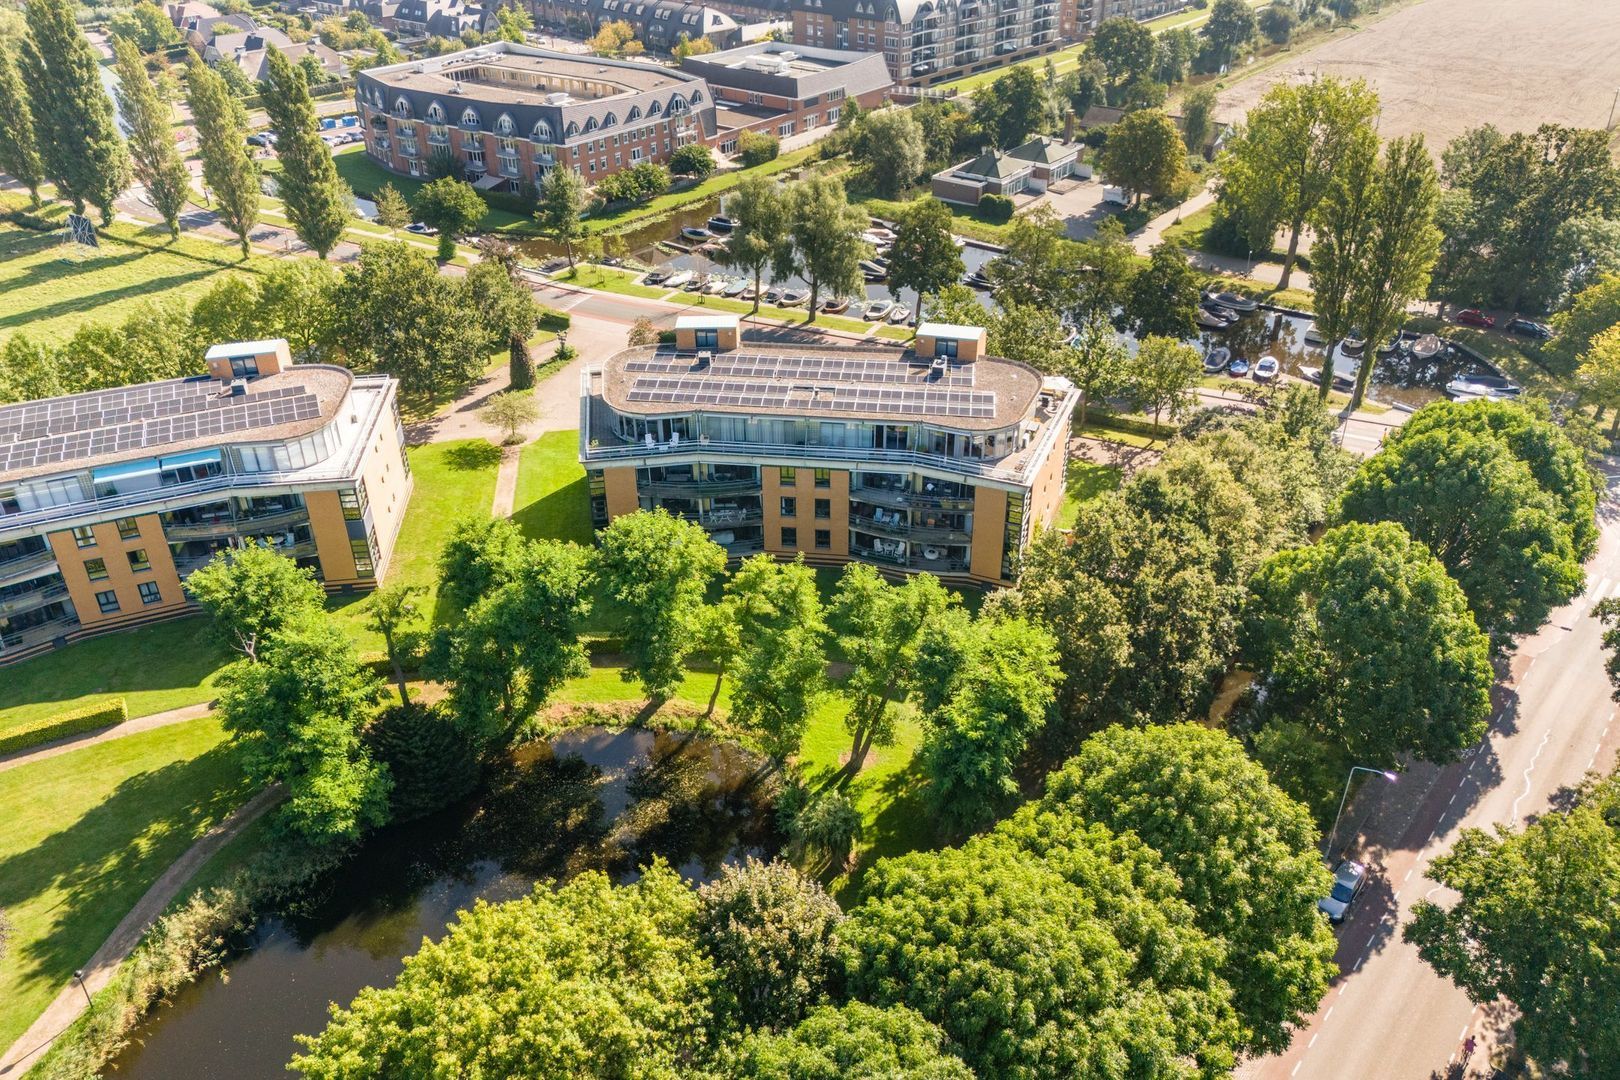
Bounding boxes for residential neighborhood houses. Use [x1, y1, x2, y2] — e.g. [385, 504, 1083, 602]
[2, 1, 1620, 1080]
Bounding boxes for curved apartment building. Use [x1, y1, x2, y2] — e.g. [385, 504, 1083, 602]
[579, 316, 1078, 587]
[0, 340, 411, 664]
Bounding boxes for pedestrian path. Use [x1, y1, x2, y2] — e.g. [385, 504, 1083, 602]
[0, 701, 214, 774]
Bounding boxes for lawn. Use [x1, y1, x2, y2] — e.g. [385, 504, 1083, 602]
[513, 430, 594, 545]
[1054, 460, 1123, 529]
[585, 145, 822, 237]
[0, 716, 252, 1053]
[330, 147, 537, 235]
[0, 214, 278, 346]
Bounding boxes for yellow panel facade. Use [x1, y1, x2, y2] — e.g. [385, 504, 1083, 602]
[604, 466, 641, 519]
[762, 464, 800, 554]
[49, 514, 187, 629]
[357, 408, 411, 577]
[969, 485, 1009, 583]
[811, 468, 850, 557]
[1026, 438, 1068, 532]
[306, 489, 359, 585]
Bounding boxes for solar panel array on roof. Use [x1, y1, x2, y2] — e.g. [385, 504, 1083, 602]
[624, 375, 996, 418]
[623, 350, 976, 388]
[0, 378, 323, 475]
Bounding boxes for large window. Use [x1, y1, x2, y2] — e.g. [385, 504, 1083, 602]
[72, 525, 96, 548]
[95, 589, 120, 614]
[116, 517, 141, 540]
[779, 496, 797, 518]
[138, 581, 162, 605]
[126, 549, 151, 573]
[84, 557, 108, 581]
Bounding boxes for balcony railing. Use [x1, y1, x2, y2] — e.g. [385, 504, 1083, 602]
[0, 614, 80, 655]
[0, 581, 68, 617]
[684, 509, 764, 528]
[640, 477, 761, 497]
[0, 547, 56, 583]
[588, 433, 1032, 484]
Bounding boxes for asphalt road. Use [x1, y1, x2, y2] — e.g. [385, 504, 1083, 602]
[1244, 466, 1620, 1080]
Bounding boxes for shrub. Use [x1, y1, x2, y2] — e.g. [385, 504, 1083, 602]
[977, 193, 1014, 223]
[4, 208, 58, 231]
[367, 702, 481, 821]
[0, 698, 128, 756]
[737, 130, 780, 168]
[595, 162, 672, 205]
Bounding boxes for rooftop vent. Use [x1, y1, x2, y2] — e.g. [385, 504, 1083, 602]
[546, 91, 571, 105]
[230, 379, 248, 397]
[696, 350, 713, 367]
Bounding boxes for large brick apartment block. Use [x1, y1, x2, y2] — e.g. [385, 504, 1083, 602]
[579, 316, 1079, 588]
[679, 42, 893, 149]
[0, 341, 411, 665]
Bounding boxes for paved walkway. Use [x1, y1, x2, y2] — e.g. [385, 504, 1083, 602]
[491, 447, 522, 517]
[0, 702, 214, 774]
[0, 785, 283, 1078]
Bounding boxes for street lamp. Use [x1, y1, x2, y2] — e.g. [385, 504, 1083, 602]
[1324, 766, 1398, 858]
[72, 969, 91, 1006]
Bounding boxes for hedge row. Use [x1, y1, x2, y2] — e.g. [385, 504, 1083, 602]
[0, 698, 129, 756]
[4, 207, 59, 232]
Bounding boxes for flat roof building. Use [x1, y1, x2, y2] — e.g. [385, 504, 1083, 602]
[354, 42, 718, 190]
[680, 41, 892, 148]
[579, 327, 1077, 587]
[0, 342, 411, 664]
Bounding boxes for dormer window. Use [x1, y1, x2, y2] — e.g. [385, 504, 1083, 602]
[426, 101, 446, 122]
[495, 113, 515, 135]
[459, 106, 481, 129]
[393, 96, 412, 118]
[532, 118, 555, 141]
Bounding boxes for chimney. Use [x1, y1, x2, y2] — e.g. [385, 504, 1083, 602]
[1063, 109, 1075, 142]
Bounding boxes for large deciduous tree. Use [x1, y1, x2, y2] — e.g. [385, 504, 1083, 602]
[263, 47, 351, 258]
[1097, 107, 1184, 207]
[849, 107, 925, 196]
[1122, 241, 1200, 339]
[1088, 15, 1155, 103]
[1405, 772, 1620, 1076]
[1199, 0, 1257, 70]
[720, 174, 792, 314]
[727, 1003, 973, 1079]
[111, 38, 191, 239]
[722, 555, 828, 764]
[886, 194, 963, 328]
[1244, 521, 1493, 765]
[187, 544, 327, 659]
[466, 255, 542, 390]
[0, 42, 45, 206]
[974, 65, 1047, 149]
[983, 205, 1080, 312]
[21, 0, 131, 222]
[1548, 272, 1620, 376]
[595, 510, 728, 702]
[535, 164, 587, 267]
[186, 54, 259, 256]
[787, 176, 868, 318]
[1215, 76, 1380, 289]
[412, 175, 485, 260]
[1124, 334, 1202, 426]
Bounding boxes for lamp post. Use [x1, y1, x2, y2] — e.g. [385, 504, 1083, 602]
[1324, 766, 1398, 859]
[72, 969, 91, 1006]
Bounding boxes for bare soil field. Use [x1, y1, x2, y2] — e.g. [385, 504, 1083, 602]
[1214, 0, 1620, 151]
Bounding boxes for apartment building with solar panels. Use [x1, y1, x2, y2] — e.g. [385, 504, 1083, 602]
[0, 340, 411, 663]
[579, 315, 1079, 586]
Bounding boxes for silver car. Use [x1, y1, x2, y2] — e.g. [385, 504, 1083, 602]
[1318, 860, 1367, 924]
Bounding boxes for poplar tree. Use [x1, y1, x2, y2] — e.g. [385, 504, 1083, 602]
[112, 39, 190, 238]
[263, 47, 350, 258]
[186, 54, 259, 257]
[0, 42, 45, 206]
[20, 0, 131, 222]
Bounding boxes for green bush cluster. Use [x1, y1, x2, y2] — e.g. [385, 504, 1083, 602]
[594, 162, 673, 206]
[977, 193, 1014, 223]
[737, 130, 780, 168]
[0, 698, 127, 756]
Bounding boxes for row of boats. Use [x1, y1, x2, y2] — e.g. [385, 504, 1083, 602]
[1203, 346, 1279, 381]
[638, 266, 913, 322]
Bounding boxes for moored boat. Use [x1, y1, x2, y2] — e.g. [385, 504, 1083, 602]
[1253, 355, 1280, 381]
[1203, 346, 1230, 374]
[862, 299, 894, 321]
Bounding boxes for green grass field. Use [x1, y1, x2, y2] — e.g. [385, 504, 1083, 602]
[1055, 461, 1124, 529]
[0, 215, 278, 347]
[585, 145, 822, 237]
[0, 716, 252, 1052]
[513, 430, 594, 546]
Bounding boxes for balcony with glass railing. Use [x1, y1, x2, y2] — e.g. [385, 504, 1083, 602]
[0, 580, 69, 618]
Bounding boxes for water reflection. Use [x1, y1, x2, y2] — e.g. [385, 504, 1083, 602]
[110, 726, 780, 1080]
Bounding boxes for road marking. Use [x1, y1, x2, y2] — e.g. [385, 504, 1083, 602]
[1308, 1034, 1318, 1049]
[1591, 576, 1612, 602]
[1338, 984, 1349, 997]
[1459, 1027, 1469, 1040]
[1292, 1062, 1303, 1077]
[1404, 869, 1413, 882]
[1448, 792, 1457, 805]
[1510, 730, 1552, 823]
[1324, 1006, 1333, 1021]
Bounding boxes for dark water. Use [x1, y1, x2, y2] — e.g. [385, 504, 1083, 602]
[108, 727, 778, 1079]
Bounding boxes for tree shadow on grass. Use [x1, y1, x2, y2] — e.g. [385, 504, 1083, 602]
[510, 475, 593, 544]
[442, 441, 503, 472]
[0, 746, 252, 998]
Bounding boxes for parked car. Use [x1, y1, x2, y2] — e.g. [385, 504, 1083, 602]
[1317, 860, 1368, 924]
[245, 132, 275, 147]
[1505, 317, 1552, 340]
[1456, 308, 1495, 328]
[404, 221, 439, 236]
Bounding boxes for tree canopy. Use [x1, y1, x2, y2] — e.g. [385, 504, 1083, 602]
[1099, 108, 1185, 207]
[263, 47, 351, 258]
[727, 1003, 973, 1079]
[187, 545, 327, 659]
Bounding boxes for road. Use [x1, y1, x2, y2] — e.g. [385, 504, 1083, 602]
[1245, 466, 1620, 1080]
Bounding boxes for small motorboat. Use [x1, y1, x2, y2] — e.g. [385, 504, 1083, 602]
[1253, 355, 1280, 381]
[680, 226, 711, 242]
[780, 289, 809, 307]
[663, 270, 695, 290]
[862, 299, 894, 322]
[1377, 333, 1403, 355]
[1203, 346, 1230, 374]
[860, 259, 888, 280]
[642, 268, 672, 286]
[1209, 291, 1258, 313]
[1446, 373, 1522, 398]
[699, 241, 726, 256]
[1197, 307, 1235, 330]
[739, 285, 758, 301]
[721, 278, 748, 297]
[963, 270, 993, 290]
[888, 305, 911, 324]
[1228, 357, 1251, 378]
[1409, 333, 1444, 360]
[763, 286, 784, 304]
[1343, 330, 1366, 354]
[707, 214, 737, 232]
[1303, 323, 1326, 345]
[821, 296, 851, 314]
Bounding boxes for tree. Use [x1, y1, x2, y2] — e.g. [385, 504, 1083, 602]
[257, 258, 341, 359]
[1062, 57, 1107, 119]
[787, 176, 868, 318]
[669, 141, 715, 178]
[1257, 0, 1297, 44]
[21, 0, 131, 222]
[696, 857, 842, 1032]
[1180, 85, 1217, 153]
[1339, 401, 1593, 642]
[1088, 15, 1156, 102]
[364, 583, 423, 706]
[1304, 122, 1378, 397]
[1244, 522, 1493, 764]
[112, 38, 191, 239]
[785, 787, 862, 866]
[433, 539, 594, 747]
[736, 130, 779, 167]
[437, 515, 530, 611]
[479, 389, 539, 444]
[596, 510, 727, 701]
[366, 700, 480, 821]
[827, 562, 951, 771]
[720, 175, 791, 314]
[596, 161, 671, 204]
[292, 863, 716, 1077]
[412, 175, 484, 260]
[0, 42, 45, 206]
[975, 65, 1046, 149]
[849, 107, 925, 197]
[373, 181, 411, 228]
[915, 611, 1060, 836]
[493, 1, 532, 41]
[885, 198, 963, 327]
[986, 302, 1068, 373]
[1405, 773, 1620, 1076]
[1577, 324, 1620, 436]
[263, 47, 351, 258]
[331, 241, 489, 397]
[1152, 27, 1196, 86]
[983, 205, 1080, 312]
[585, 19, 642, 57]
[1344, 135, 1441, 409]
[723, 556, 828, 764]
[1098, 107, 1184, 206]
[1122, 241, 1199, 338]
[536, 165, 587, 267]
[1037, 723, 1337, 1056]
[1125, 334, 1201, 426]
[1215, 77, 1380, 289]
[466, 256, 542, 390]
[672, 32, 716, 60]
[186, 54, 259, 256]
[108, 2, 181, 51]
[187, 545, 327, 659]
[0, 335, 62, 403]
[1058, 312, 1128, 431]
[1200, 0, 1257, 69]
[217, 611, 392, 844]
[1549, 272, 1620, 376]
[728, 1004, 973, 1079]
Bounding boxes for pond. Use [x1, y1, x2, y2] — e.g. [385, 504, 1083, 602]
[108, 726, 779, 1079]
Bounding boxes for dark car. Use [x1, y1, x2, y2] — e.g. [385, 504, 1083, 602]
[1456, 308, 1495, 328]
[1506, 317, 1552, 340]
[245, 132, 276, 147]
[404, 221, 439, 236]
[1317, 860, 1368, 924]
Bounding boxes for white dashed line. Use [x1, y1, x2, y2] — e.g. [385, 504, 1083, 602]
[1324, 1006, 1334, 1021]
[1404, 869, 1414, 882]
[1309, 1034, 1319, 1049]
[1292, 1062, 1303, 1077]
